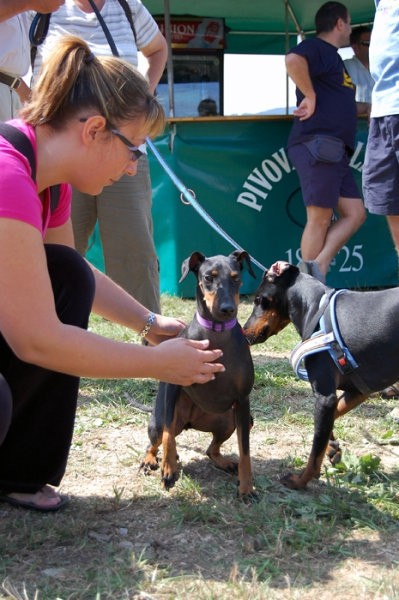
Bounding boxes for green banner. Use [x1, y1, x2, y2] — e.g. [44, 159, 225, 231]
[87, 118, 397, 297]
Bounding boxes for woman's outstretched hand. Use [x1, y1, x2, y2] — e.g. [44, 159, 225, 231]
[151, 338, 225, 386]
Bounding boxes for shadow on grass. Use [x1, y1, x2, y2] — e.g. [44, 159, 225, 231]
[146, 454, 399, 588]
[2, 348, 398, 598]
[1, 453, 398, 599]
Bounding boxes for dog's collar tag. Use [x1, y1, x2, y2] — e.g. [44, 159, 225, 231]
[196, 311, 237, 332]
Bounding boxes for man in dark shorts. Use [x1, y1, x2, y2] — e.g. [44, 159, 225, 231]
[285, 1, 365, 284]
[363, 0, 399, 405]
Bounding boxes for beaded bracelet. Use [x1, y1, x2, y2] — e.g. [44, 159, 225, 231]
[139, 312, 156, 338]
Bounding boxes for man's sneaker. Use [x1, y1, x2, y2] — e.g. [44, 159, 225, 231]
[298, 260, 326, 284]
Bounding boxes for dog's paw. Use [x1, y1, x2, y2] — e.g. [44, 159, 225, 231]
[208, 453, 238, 474]
[236, 479, 259, 503]
[139, 455, 160, 475]
[161, 472, 179, 490]
[279, 472, 307, 490]
[161, 458, 180, 490]
[224, 462, 239, 475]
[326, 440, 342, 465]
[237, 489, 259, 504]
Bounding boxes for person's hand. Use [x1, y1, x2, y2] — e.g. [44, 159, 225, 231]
[152, 338, 225, 385]
[144, 314, 186, 345]
[29, 0, 65, 12]
[293, 95, 316, 121]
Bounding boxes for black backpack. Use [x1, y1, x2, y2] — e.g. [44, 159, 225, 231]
[0, 122, 60, 212]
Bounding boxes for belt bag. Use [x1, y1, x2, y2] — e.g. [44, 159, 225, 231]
[304, 135, 345, 163]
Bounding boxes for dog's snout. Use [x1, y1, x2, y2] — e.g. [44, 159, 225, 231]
[220, 302, 236, 316]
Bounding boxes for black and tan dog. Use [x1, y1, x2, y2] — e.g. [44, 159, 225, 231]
[243, 260, 399, 490]
[141, 251, 257, 499]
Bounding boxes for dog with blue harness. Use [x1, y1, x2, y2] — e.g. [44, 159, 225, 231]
[243, 260, 399, 490]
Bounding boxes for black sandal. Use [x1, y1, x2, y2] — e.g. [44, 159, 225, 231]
[380, 383, 399, 399]
[0, 492, 68, 513]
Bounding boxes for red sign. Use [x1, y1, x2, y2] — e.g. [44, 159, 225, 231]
[156, 17, 225, 50]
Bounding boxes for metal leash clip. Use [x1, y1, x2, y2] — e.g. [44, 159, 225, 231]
[180, 189, 196, 206]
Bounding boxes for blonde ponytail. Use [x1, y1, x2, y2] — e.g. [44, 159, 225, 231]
[21, 35, 165, 138]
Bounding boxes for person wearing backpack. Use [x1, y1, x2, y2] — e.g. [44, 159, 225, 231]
[0, 35, 224, 512]
[32, 0, 167, 316]
[0, 1, 65, 120]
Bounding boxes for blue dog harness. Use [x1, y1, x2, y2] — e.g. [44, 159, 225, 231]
[290, 290, 370, 395]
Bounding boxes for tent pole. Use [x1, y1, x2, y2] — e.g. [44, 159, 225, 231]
[285, 0, 289, 114]
[284, 1, 304, 115]
[163, 0, 175, 118]
[284, 0, 304, 39]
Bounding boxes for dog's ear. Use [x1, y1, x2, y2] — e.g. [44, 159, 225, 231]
[179, 251, 206, 283]
[230, 250, 256, 278]
[266, 261, 299, 283]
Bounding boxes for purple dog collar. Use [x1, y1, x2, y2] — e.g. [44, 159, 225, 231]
[196, 311, 237, 332]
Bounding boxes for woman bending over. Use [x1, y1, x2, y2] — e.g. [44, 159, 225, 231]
[0, 36, 224, 512]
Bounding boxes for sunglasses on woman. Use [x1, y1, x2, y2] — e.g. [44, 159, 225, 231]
[79, 117, 145, 162]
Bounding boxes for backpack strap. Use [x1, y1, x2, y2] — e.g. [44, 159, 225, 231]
[29, 12, 52, 69]
[0, 122, 36, 180]
[116, 0, 137, 45]
[87, 0, 119, 56]
[0, 122, 60, 212]
[87, 0, 137, 56]
[49, 185, 61, 213]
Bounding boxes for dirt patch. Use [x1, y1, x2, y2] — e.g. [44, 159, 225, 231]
[52, 410, 399, 599]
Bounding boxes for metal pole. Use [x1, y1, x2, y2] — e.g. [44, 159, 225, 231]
[163, 0, 175, 118]
[285, 0, 289, 115]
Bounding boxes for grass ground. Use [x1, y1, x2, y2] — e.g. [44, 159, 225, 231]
[1, 294, 399, 600]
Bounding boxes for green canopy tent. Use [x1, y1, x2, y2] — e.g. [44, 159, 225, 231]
[144, 0, 376, 55]
[89, 1, 391, 294]
[144, 0, 376, 116]
[134, 0, 392, 297]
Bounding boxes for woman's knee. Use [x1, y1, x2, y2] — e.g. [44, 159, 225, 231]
[0, 375, 12, 445]
[45, 244, 95, 327]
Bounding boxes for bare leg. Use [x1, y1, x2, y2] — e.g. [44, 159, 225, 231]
[302, 197, 365, 276]
[301, 205, 333, 269]
[386, 215, 399, 256]
[381, 215, 399, 406]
